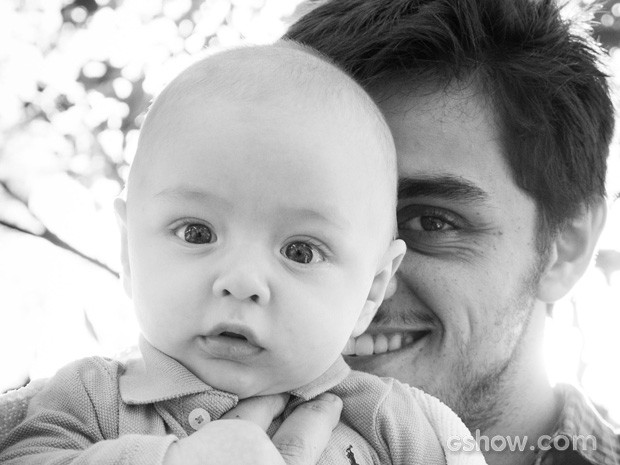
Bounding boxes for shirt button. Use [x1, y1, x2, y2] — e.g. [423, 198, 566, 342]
[188, 408, 211, 430]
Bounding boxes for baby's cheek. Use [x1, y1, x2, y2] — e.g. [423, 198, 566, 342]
[277, 324, 329, 361]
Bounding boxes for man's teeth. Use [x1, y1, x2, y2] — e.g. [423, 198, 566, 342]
[389, 333, 402, 351]
[342, 332, 419, 356]
[374, 333, 388, 353]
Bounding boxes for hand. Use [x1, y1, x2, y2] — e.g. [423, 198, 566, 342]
[270, 393, 343, 465]
[163, 392, 342, 465]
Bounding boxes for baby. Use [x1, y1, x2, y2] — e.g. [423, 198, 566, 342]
[0, 43, 485, 465]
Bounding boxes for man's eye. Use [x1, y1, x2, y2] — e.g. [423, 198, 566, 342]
[400, 215, 455, 232]
[397, 205, 460, 233]
[281, 241, 324, 264]
[175, 223, 216, 244]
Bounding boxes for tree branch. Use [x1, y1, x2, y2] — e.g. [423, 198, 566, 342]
[0, 219, 37, 237]
[0, 181, 119, 279]
[0, 219, 119, 278]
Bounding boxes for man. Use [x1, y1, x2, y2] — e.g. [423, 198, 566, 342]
[282, 0, 620, 464]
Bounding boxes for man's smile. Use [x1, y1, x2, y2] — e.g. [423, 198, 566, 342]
[342, 329, 431, 356]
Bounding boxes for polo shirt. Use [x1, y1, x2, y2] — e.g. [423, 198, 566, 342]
[0, 337, 484, 465]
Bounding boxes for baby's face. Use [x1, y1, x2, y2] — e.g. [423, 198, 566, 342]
[123, 94, 393, 398]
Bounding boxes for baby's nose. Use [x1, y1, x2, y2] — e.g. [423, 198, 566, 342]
[212, 264, 270, 304]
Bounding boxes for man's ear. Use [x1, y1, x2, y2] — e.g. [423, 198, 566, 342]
[352, 239, 406, 337]
[537, 200, 607, 303]
[114, 197, 132, 299]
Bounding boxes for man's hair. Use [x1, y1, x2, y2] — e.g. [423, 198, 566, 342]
[286, 0, 615, 245]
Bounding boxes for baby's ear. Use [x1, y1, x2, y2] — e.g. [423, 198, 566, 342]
[113, 197, 132, 299]
[352, 239, 406, 337]
[537, 200, 607, 303]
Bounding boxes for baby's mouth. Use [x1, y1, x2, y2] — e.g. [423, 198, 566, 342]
[342, 331, 430, 356]
[204, 323, 262, 350]
[201, 326, 264, 359]
[220, 331, 247, 340]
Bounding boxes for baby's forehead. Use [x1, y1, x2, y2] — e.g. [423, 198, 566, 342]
[131, 44, 397, 225]
[151, 43, 385, 125]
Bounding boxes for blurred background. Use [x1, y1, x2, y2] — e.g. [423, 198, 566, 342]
[1, 0, 619, 425]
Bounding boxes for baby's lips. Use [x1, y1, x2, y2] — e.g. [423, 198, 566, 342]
[205, 321, 263, 347]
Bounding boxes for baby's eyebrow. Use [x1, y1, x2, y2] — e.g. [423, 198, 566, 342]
[153, 186, 350, 230]
[154, 186, 232, 208]
[280, 206, 351, 232]
[398, 175, 489, 203]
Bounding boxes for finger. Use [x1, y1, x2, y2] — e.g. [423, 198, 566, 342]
[220, 394, 289, 430]
[272, 392, 343, 465]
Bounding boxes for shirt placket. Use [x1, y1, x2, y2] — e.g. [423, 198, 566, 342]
[154, 390, 238, 437]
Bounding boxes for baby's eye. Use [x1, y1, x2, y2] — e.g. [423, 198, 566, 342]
[281, 241, 324, 264]
[175, 223, 216, 244]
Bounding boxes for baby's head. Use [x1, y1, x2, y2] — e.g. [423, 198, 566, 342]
[115, 42, 405, 398]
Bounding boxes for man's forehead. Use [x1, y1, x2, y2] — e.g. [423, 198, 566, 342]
[380, 87, 518, 208]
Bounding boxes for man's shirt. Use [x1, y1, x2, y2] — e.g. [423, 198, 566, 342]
[535, 383, 619, 465]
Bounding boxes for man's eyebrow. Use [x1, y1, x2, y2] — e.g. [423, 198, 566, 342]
[398, 175, 489, 203]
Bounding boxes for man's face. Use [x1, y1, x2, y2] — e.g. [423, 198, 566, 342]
[345, 89, 546, 428]
[124, 93, 392, 399]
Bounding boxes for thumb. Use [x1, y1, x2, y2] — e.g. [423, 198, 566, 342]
[220, 394, 289, 431]
[273, 393, 342, 465]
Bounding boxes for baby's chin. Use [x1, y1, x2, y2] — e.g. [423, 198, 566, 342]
[233, 378, 314, 399]
[191, 356, 336, 399]
[204, 374, 300, 400]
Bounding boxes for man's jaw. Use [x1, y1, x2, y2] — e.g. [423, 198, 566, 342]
[342, 329, 431, 357]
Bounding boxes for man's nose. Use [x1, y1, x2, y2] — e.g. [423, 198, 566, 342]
[212, 252, 271, 304]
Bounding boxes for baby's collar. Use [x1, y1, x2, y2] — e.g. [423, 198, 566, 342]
[288, 357, 350, 401]
[119, 336, 351, 405]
